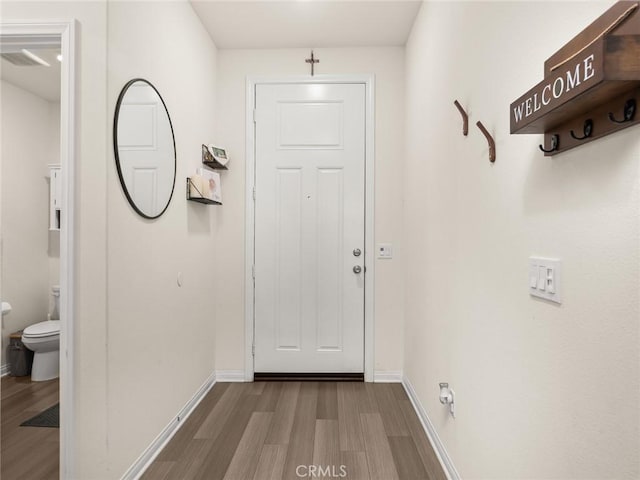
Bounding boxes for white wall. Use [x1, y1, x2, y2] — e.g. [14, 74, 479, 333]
[0, 80, 59, 367]
[403, 2, 640, 479]
[1, 1, 219, 477]
[107, 1, 218, 475]
[215, 47, 405, 376]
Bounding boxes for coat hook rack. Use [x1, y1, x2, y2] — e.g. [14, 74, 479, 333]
[453, 100, 469, 136]
[539, 134, 560, 153]
[509, 2, 640, 156]
[570, 119, 593, 140]
[608, 98, 636, 124]
[475, 121, 496, 163]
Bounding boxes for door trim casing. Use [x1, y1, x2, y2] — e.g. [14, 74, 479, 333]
[245, 75, 375, 382]
[0, 20, 77, 478]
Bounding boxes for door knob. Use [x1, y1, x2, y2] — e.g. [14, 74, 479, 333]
[353, 248, 362, 257]
[353, 265, 362, 274]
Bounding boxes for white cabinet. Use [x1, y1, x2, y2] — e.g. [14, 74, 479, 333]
[49, 165, 61, 231]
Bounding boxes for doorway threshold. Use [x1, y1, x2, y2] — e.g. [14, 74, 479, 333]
[254, 372, 364, 382]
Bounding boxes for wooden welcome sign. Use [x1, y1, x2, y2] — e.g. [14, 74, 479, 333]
[510, 1, 640, 155]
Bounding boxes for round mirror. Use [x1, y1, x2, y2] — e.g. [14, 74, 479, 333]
[113, 78, 176, 219]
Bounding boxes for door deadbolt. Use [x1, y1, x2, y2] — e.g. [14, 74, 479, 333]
[353, 248, 362, 257]
[353, 265, 362, 274]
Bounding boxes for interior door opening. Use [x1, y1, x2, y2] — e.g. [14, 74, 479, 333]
[0, 21, 76, 479]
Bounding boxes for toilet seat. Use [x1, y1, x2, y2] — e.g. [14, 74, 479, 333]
[23, 320, 60, 338]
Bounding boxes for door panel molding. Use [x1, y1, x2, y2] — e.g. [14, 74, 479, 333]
[245, 75, 375, 381]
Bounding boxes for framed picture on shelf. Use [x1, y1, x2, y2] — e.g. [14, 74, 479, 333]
[202, 144, 229, 169]
[196, 168, 222, 203]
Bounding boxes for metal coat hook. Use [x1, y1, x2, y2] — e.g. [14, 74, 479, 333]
[570, 119, 593, 140]
[608, 98, 636, 124]
[453, 100, 469, 136]
[475, 121, 496, 163]
[539, 134, 560, 153]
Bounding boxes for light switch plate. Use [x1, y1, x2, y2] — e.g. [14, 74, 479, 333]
[529, 257, 562, 304]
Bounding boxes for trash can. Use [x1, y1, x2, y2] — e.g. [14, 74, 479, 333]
[7, 331, 33, 377]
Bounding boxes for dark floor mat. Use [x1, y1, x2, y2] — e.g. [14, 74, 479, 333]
[20, 403, 59, 428]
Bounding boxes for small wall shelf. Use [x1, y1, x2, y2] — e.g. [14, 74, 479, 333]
[510, 1, 640, 156]
[201, 144, 228, 170]
[187, 196, 222, 205]
[186, 178, 222, 205]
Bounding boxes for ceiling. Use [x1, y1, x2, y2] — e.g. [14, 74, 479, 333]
[0, 3, 422, 99]
[0, 48, 61, 102]
[190, 1, 423, 49]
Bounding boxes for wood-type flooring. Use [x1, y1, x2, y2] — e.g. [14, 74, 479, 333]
[1, 375, 59, 480]
[143, 382, 447, 480]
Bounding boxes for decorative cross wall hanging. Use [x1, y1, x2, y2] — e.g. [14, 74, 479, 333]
[305, 50, 319, 76]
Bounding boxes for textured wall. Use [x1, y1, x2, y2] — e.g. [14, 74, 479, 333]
[403, 2, 639, 478]
[215, 47, 406, 377]
[1, 1, 220, 477]
[0, 81, 58, 366]
[107, 1, 219, 476]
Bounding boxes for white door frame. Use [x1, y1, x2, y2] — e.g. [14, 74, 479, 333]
[0, 20, 77, 478]
[245, 74, 375, 382]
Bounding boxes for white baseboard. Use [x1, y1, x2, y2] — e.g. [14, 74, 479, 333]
[121, 371, 217, 480]
[215, 370, 246, 382]
[1, 363, 10, 377]
[373, 370, 403, 383]
[402, 375, 460, 480]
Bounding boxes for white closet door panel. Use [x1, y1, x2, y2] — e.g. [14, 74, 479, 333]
[315, 168, 344, 352]
[275, 168, 302, 350]
[278, 102, 344, 148]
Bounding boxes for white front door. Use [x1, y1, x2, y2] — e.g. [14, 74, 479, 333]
[254, 83, 366, 373]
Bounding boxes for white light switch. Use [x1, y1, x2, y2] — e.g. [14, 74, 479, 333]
[538, 266, 546, 291]
[529, 257, 562, 304]
[377, 244, 393, 259]
[546, 267, 555, 293]
[529, 273, 538, 288]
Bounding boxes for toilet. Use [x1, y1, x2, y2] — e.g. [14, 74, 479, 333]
[22, 320, 60, 381]
[21, 286, 60, 381]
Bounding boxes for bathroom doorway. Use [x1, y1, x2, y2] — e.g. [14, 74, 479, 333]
[0, 21, 76, 479]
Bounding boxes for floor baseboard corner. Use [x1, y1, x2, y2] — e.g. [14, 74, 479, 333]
[401, 375, 460, 480]
[215, 370, 246, 382]
[1, 363, 10, 377]
[373, 370, 403, 382]
[121, 370, 217, 480]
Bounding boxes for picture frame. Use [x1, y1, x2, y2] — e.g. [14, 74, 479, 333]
[202, 144, 229, 170]
[196, 168, 222, 203]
